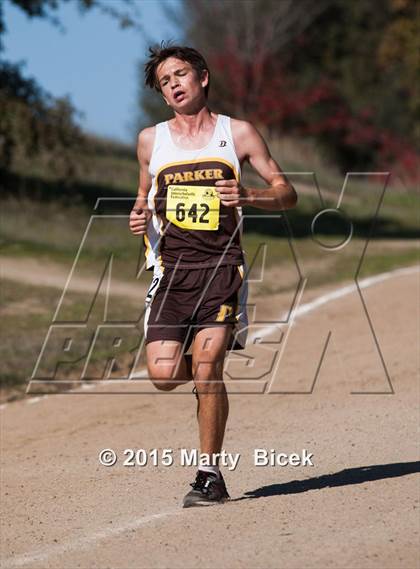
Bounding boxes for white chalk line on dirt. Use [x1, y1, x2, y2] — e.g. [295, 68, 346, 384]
[0, 264, 418, 411]
[252, 264, 419, 341]
[2, 511, 184, 569]
[1, 265, 419, 567]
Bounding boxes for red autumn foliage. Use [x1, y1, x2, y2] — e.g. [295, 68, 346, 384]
[208, 47, 418, 182]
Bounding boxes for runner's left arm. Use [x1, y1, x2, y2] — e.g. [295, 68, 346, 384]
[215, 120, 297, 211]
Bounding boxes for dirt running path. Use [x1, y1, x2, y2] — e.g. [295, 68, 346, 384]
[0, 256, 148, 301]
[1, 267, 419, 569]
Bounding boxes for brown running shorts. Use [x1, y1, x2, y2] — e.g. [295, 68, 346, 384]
[145, 264, 244, 351]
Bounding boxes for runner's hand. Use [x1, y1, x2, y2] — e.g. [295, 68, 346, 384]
[129, 207, 150, 236]
[215, 179, 246, 207]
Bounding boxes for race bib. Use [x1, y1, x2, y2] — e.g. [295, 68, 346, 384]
[166, 185, 220, 231]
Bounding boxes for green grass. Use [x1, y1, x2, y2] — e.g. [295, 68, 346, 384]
[0, 278, 146, 394]
[0, 197, 150, 282]
[244, 234, 419, 295]
[12, 135, 139, 195]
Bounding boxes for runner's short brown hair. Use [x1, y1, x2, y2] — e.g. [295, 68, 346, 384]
[145, 43, 210, 97]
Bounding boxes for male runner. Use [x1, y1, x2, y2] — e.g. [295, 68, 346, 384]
[129, 45, 297, 507]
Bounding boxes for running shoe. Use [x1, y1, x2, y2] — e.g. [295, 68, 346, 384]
[182, 470, 230, 508]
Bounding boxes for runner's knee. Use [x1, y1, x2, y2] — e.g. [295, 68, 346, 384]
[147, 359, 175, 379]
[147, 364, 179, 391]
[193, 359, 224, 393]
[152, 379, 178, 391]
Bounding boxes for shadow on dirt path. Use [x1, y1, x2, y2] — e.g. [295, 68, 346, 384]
[234, 461, 420, 501]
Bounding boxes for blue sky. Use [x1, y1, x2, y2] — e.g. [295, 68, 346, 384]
[3, 0, 182, 143]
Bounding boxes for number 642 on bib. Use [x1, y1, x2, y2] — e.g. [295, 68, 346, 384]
[166, 185, 220, 231]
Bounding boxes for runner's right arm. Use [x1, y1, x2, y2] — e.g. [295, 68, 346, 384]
[129, 127, 155, 236]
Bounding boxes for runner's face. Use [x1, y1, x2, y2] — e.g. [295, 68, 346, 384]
[156, 57, 208, 109]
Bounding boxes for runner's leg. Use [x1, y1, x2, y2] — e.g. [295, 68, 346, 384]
[192, 326, 231, 455]
[146, 341, 193, 391]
